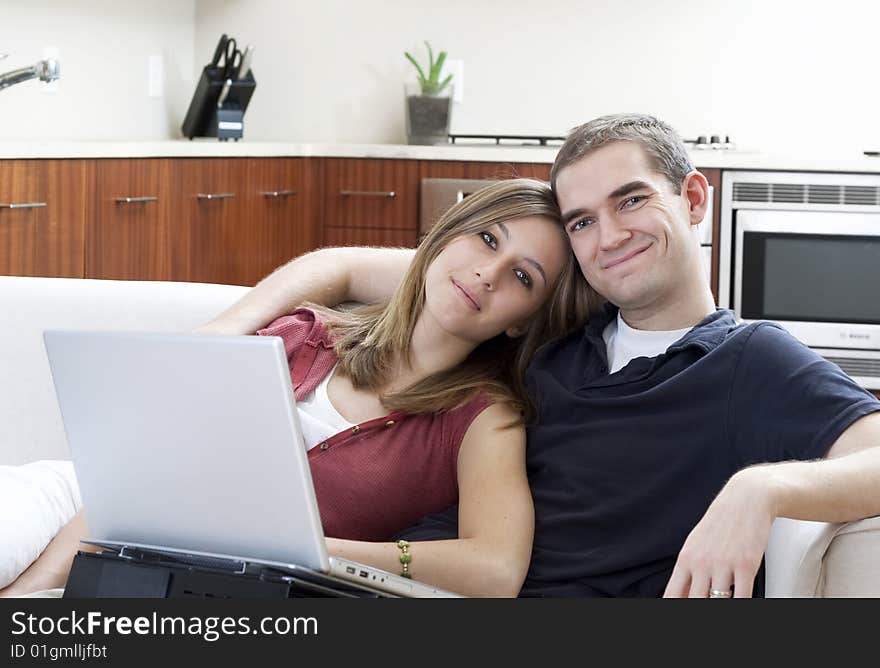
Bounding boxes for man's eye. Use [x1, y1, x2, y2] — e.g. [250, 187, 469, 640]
[480, 231, 497, 249]
[568, 218, 593, 233]
[514, 269, 532, 287]
[621, 195, 645, 209]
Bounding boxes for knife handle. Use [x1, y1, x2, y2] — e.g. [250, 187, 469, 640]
[217, 79, 232, 109]
[211, 33, 228, 67]
[237, 45, 254, 80]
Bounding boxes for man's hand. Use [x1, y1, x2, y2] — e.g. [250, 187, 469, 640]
[663, 467, 777, 598]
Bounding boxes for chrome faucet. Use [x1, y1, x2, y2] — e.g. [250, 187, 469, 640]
[0, 55, 61, 92]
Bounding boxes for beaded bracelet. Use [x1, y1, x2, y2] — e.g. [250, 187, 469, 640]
[396, 539, 412, 579]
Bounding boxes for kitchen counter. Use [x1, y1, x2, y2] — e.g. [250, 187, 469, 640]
[3, 140, 880, 174]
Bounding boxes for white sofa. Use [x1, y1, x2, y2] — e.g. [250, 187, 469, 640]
[2, 275, 878, 597]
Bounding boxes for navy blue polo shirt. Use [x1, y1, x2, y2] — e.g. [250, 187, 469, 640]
[397, 306, 880, 597]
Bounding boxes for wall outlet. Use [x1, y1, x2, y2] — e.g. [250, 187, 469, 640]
[442, 59, 463, 104]
[148, 54, 163, 98]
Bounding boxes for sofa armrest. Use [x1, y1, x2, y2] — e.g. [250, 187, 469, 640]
[819, 516, 880, 596]
[0, 276, 249, 465]
[765, 516, 880, 597]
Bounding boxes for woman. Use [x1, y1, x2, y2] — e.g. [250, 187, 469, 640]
[254, 178, 596, 597]
[2, 179, 598, 598]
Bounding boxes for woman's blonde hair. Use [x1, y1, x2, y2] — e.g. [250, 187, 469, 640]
[312, 178, 601, 422]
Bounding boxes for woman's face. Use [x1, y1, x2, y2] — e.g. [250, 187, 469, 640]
[423, 215, 568, 344]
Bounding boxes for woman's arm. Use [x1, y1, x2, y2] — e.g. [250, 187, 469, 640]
[197, 246, 416, 335]
[0, 510, 99, 597]
[326, 403, 533, 597]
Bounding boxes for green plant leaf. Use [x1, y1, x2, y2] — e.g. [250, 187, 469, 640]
[431, 51, 447, 84]
[438, 73, 453, 94]
[424, 41, 435, 74]
[404, 51, 427, 84]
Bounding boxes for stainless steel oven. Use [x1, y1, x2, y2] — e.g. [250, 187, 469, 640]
[419, 178, 500, 238]
[719, 170, 880, 389]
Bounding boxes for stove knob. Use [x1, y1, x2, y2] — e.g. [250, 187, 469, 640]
[694, 135, 708, 149]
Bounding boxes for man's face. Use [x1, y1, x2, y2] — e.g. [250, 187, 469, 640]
[555, 141, 699, 312]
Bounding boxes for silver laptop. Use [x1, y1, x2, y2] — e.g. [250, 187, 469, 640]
[43, 330, 462, 598]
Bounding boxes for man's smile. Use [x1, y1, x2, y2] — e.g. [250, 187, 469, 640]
[602, 243, 653, 270]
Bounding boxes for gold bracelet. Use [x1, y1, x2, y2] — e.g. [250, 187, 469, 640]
[396, 539, 412, 579]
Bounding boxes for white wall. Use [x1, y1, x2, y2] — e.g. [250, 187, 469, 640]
[0, 0, 195, 141]
[3, 0, 879, 153]
[193, 0, 880, 154]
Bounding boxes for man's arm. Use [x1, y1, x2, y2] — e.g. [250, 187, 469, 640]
[664, 411, 880, 598]
[197, 246, 416, 335]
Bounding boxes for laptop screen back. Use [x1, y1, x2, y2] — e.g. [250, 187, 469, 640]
[43, 330, 329, 571]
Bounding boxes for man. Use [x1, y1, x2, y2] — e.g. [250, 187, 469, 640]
[201, 113, 880, 598]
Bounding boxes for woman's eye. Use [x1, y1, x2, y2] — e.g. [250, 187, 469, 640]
[514, 269, 532, 287]
[480, 231, 497, 249]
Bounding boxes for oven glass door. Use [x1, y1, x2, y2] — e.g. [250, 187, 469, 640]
[734, 210, 880, 324]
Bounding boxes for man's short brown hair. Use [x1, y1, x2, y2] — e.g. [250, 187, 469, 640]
[550, 113, 694, 194]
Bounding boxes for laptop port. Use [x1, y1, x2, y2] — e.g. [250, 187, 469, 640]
[359, 570, 369, 578]
[345, 566, 355, 574]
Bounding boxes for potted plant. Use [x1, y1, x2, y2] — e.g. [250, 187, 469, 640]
[404, 41, 454, 145]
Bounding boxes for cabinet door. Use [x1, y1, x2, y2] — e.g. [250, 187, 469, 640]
[323, 158, 421, 230]
[242, 157, 321, 286]
[42, 160, 87, 278]
[0, 160, 42, 276]
[0, 160, 85, 278]
[513, 162, 552, 181]
[171, 158, 246, 284]
[323, 227, 417, 248]
[86, 159, 172, 280]
[418, 160, 524, 181]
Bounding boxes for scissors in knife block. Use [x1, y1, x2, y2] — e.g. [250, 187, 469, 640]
[223, 38, 243, 80]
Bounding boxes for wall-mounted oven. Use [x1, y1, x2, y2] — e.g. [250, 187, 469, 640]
[719, 170, 880, 390]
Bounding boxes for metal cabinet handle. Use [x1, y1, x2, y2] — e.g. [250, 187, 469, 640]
[0, 202, 47, 209]
[114, 196, 159, 204]
[340, 190, 396, 198]
[261, 190, 298, 197]
[196, 193, 236, 200]
[196, 193, 235, 199]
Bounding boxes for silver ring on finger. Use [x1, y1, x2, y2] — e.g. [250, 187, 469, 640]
[708, 588, 733, 598]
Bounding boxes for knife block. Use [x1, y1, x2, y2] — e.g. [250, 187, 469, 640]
[181, 64, 256, 141]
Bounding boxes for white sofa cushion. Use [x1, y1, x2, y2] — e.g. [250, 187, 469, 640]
[0, 277, 248, 465]
[0, 460, 81, 588]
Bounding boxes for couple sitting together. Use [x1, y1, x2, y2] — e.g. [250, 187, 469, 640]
[6, 113, 880, 598]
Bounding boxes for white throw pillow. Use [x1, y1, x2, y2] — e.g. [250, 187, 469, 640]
[0, 460, 81, 588]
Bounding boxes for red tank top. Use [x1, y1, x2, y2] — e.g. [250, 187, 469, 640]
[258, 309, 493, 541]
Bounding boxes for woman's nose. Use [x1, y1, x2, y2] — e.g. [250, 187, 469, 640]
[475, 260, 502, 290]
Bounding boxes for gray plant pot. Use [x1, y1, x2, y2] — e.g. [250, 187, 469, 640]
[405, 83, 453, 145]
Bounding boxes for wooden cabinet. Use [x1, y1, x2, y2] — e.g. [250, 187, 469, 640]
[86, 159, 172, 281]
[1, 154, 557, 283]
[240, 158, 321, 286]
[323, 158, 421, 230]
[171, 158, 247, 284]
[319, 158, 548, 250]
[419, 160, 525, 181]
[170, 158, 319, 286]
[321, 158, 421, 248]
[0, 160, 85, 278]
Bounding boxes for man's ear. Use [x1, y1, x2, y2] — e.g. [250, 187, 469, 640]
[681, 170, 710, 227]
